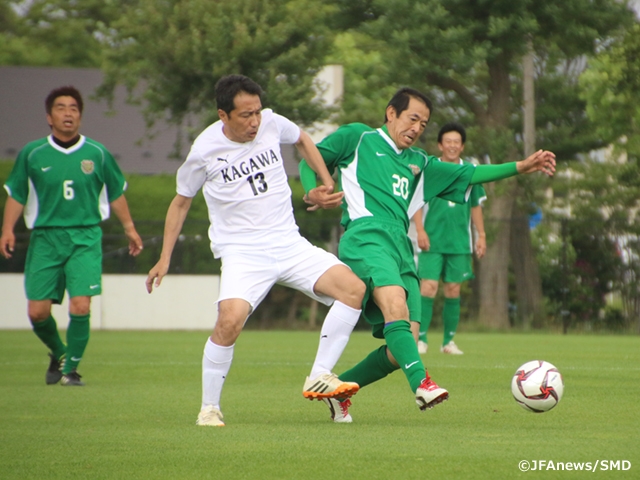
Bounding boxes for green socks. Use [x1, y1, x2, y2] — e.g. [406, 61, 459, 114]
[63, 314, 90, 374]
[339, 345, 399, 388]
[32, 315, 66, 360]
[419, 296, 434, 343]
[383, 321, 425, 392]
[443, 297, 461, 346]
[339, 322, 427, 394]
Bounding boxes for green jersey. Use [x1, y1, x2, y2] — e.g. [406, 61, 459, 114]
[316, 123, 475, 231]
[4, 135, 127, 228]
[420, 159, 486, 254]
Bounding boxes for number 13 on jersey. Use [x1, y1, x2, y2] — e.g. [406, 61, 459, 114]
[246, 172, 268, 196]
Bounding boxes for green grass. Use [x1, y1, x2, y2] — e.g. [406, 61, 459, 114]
[1, 331, 639, 479]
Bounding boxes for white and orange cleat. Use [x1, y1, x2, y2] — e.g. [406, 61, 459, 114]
[303, 373, 359, 400]
[196, 405, 225, 427]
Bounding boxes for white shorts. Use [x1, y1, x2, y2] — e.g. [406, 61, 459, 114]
[217, 236, 345, 311]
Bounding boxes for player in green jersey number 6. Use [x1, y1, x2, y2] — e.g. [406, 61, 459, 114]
[299, 87, 555, 422]
[412, 122, 487, 356]
[1, 86, 143, 386]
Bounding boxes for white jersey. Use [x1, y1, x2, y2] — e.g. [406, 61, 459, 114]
[177, 109, 302, 258]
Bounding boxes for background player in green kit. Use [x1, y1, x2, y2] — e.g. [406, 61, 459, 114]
[300, 87, 555, 422]
[1, 86, 143, 386]
[412, 122, 486, 356]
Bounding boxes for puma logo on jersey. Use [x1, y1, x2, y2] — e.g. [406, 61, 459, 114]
[220, 148, 280, 183]
[217, 156, 229, 163]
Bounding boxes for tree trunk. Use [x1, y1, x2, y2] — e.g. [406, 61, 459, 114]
[477, 179, 517, 328]
[510, 190, 545, 328]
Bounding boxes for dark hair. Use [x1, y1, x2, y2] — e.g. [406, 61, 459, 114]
[215, 75, 264, 116]
[384, 87, 433, 123]
[437, 122, 466, 144]
[45, 86, 83, 115]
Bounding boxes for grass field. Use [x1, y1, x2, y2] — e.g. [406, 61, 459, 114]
[1, 330, 639, 479]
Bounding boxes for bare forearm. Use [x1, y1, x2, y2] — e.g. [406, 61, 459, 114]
[471, 206, 485, 237]
[295, 130, 334, 187]
[110, 195, 136, 232]
[159, 195, 193, 262]
[2, 197, 24, 235]
[412, 209, 425, 233]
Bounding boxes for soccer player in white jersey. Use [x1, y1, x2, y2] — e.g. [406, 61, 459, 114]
[145, 75, 366, 427]
[1, 86, 143, 386]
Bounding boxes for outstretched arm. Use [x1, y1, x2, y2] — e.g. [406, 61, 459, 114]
[471, 150, 556, 184]
[110, 194, 144, 257]
[516, 150, 556, 176]
[145, 194, 193, 293]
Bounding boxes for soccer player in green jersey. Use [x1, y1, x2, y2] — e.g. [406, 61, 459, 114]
[1, 86, 143, 386]
[412, 122, 486, 356]
[300, 87, 555, 422]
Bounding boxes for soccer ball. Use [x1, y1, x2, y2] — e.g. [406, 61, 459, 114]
[511, 360, 564, 413]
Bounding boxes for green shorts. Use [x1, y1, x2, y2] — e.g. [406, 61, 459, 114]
[418, 251, 473, 283]
[24, 226, 103, 303]
[339, 218, 420, 339]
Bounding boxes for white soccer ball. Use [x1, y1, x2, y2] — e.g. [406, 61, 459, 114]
[511, 360, 564, 413]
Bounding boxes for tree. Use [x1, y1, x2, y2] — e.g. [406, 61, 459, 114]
[98, 0, 337, 130]
[579, 22, 640, 332]
[539, 157, 639, 332]
[581, 23, 640, 158]
[334, 0, 632, 328]
[0, 0, 131, 67]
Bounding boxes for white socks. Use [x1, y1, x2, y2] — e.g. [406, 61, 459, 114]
[201, 339, 234, 409]
[308, 301, 361, 380]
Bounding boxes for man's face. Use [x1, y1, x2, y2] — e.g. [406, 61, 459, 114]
[438, 131, 465, 163]
[46, 96, 81, 141]
[386, 97, 430, 150]
[219, 92, 262, 143]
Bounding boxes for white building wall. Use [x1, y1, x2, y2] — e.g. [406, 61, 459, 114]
[0, 274, 219, 330]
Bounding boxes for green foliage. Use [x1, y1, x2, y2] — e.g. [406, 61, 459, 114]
[98, 0, 337, 129]
[0, 0, 130, 67]
[2, 331, 639, 479]
[580, 22, 640, 158]
[326, 32, 397, 127]
[329, 0, 631, 163]
[534, 153, 640, 328]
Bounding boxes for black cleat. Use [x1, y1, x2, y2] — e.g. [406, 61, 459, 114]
[61, 370, 85, 386]
[46, 353, 64, 385]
